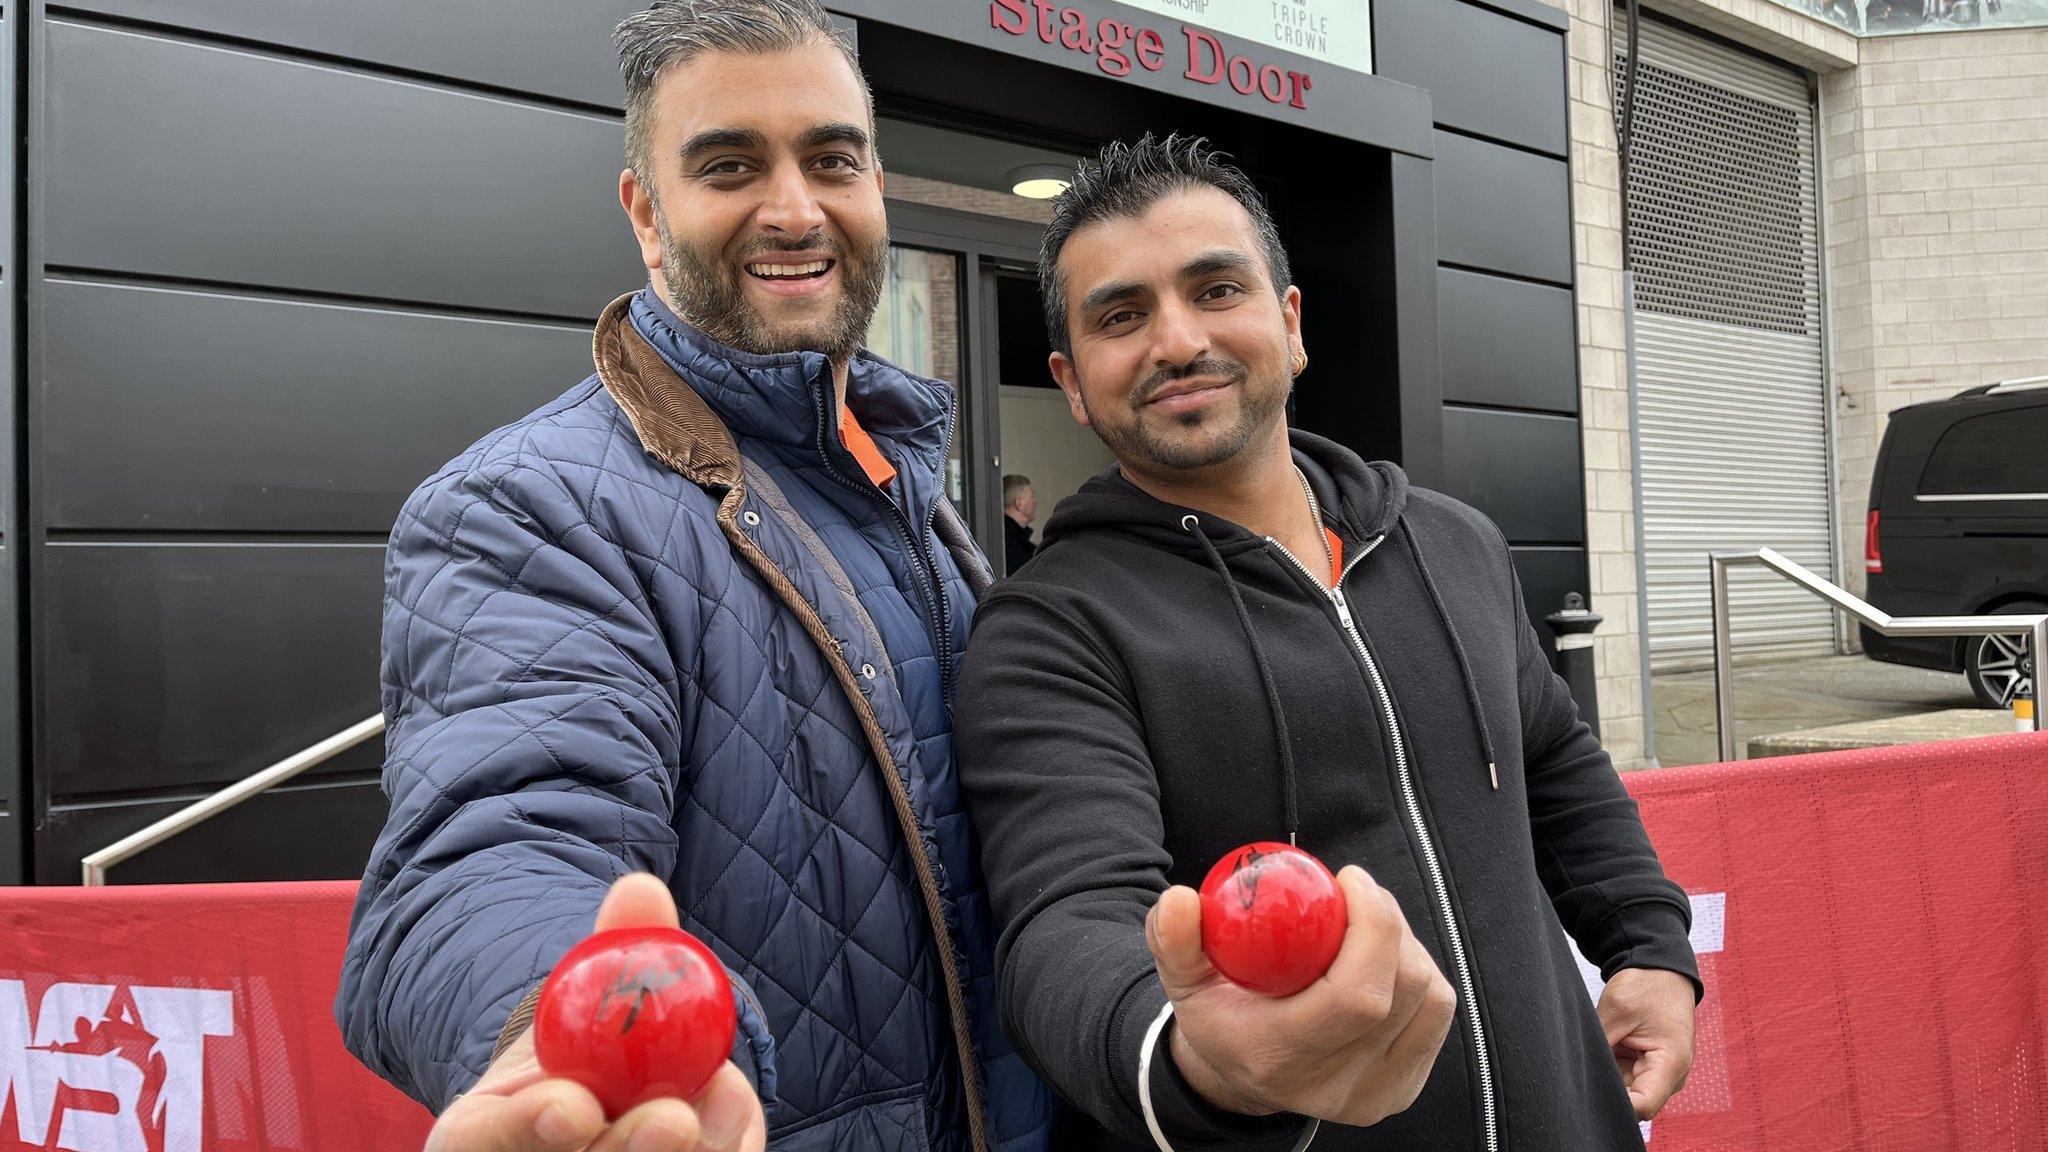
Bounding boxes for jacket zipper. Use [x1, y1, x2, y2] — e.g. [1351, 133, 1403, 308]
[812, 388, 955, 700]
[1266, 535, 1501, 1152]
[722, 501, 990, 1152]
[807, 386, 986, 1145]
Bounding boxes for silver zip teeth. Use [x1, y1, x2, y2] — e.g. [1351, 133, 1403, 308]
[1265, 535, 1500, 1152]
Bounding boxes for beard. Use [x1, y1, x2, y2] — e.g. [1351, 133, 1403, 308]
[652, 200, 887, 362]
[1081, 355, 1290, 473]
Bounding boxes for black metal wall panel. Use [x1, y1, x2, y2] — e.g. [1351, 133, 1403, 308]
[42, 280, 592, 532]
[1512, 546, 1588, 658]
[42, 543, 382, 800]
[1439, 268, 1578, 414]
[14, 2, 1558, 876]
[1374, 0, 1568, 157]
[64, 0, 638, 110]
[0, 5, 20, 883]
[1439, 406, 1584, 544]
[42, 777, 387, 884]
[1432, 130, 1573, 286]
[43, 19, 639, 319]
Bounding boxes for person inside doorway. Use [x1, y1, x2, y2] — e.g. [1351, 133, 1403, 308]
[1003, 474, 1039, 575]
[954, 134, 1700, 1151]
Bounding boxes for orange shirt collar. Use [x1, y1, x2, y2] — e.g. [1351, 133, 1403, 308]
[838, 404, 897, 489]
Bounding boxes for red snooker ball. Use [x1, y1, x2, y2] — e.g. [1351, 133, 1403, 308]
[533, 926, 737, 1117]
[1199, 842, 1347, 997]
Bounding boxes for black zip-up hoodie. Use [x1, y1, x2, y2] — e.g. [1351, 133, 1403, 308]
[954, 431, 1699, 1151]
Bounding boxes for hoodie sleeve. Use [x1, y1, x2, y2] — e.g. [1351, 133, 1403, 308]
[956, 589, 1312, 1151]
[1510, 564, 1703, 1000]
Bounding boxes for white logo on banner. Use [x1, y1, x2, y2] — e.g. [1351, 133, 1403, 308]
[0, 980, 234, 1152]
[1571, 892, 1728, 1147]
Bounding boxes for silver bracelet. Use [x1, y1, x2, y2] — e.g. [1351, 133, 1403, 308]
[1136, 1000, 1319, 1152]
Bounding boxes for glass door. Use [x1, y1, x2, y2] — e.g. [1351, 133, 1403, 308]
[864, 244, 970, 519]
[877, 200, 1048, 562]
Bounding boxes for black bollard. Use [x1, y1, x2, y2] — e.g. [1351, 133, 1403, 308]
[1545, 593, 1604, 740]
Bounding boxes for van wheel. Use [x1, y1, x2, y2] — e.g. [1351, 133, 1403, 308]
[1966, 600, 2044, 709]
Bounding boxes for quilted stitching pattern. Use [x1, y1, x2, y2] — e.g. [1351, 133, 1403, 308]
[338, 295, 1050, 1152]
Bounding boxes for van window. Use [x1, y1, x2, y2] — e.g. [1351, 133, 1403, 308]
[1917, 404, 2048, 498]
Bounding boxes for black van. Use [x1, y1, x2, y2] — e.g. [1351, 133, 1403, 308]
[1861, 376, 2048, 708]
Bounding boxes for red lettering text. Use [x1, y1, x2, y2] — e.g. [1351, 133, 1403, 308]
[1098, 19, 1134, 77]
[1136, 27, 1166, 70]
[1288, 70, 1313, 109]
[1033, 0, 1059, 42]
[1059, 8, 1095, 51]
[1227, 54, 1256, 94]
[1258, 63, 1287, 103]
[990, 0, 1030, 35]
[1183, 27, 1225, 85]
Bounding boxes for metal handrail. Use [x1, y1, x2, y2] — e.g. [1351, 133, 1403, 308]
[1710, 548, 2047, 762]
[81, 714, 386, 886]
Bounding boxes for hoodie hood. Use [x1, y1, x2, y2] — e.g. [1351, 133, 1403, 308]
[1029, 427, 1500, 806]
[1039, 429, 1409, 554]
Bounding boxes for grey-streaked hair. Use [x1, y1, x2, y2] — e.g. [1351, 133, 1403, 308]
[1038, 134, 1291, 357]
[1002, 474, 1033, 506]
[614, 0, 872, 181]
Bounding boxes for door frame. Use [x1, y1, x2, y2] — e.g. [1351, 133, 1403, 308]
[885, 198, 1044, 558]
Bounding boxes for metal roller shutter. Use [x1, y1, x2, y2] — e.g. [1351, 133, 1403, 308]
[1615, 18, 1836, 671]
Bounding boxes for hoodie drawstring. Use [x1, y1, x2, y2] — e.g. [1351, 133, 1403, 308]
[1400, 520, 1503, 790]
[1183, 514, 1303, 844]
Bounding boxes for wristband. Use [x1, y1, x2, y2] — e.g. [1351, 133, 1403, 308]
[1137, 1001, 1319, 1152]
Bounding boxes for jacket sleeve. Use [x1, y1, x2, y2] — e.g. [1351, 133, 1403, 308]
[335, 456, 761, 1110]
[955, 590, 1310, 1151]
[1511, 560, 1702, 999]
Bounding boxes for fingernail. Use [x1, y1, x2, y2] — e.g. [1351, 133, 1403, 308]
[699, 1089, 751, 1149]
[535, 1103, 581, 1146]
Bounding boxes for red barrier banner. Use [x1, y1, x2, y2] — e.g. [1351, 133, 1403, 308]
[0, 880, 431, 1152]
[1608, 730, 2048, 1152]
[2, 732, 2043, 1151]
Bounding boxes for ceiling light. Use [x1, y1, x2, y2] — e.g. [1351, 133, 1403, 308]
[1008, 163, 1073, 200]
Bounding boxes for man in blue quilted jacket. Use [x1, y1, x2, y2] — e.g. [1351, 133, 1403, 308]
[336, 4, 1052, 1151]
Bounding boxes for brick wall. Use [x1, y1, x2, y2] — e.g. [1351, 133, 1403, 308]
[1823, 26, 2048, 601]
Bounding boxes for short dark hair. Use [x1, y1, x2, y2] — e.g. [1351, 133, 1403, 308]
[1038, 134, 1292, 356]
[1002, 474, 1033, 506]
[614, 0, 871, 182]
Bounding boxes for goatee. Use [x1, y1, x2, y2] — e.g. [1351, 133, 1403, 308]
[653, 202, 886, 362]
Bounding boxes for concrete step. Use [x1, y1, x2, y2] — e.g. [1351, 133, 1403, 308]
[1748, 707, 2025, 759]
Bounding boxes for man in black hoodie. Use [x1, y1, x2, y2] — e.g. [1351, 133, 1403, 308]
[953, 135, 1700, 1151]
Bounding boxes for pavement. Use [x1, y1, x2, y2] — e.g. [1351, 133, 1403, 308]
[1648, 652, 2007, 766]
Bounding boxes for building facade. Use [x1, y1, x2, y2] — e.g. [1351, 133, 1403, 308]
[1555, 0, 2047, 767]
[0, 0, 2037, 881]
[0, 0, 1598, 883]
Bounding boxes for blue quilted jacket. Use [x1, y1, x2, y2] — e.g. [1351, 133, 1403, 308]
[337, 287, 1053, 1152]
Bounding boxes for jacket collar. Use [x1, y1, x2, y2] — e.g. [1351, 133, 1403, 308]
[625, 286, 955, 485]
[591, 291, 744, 493]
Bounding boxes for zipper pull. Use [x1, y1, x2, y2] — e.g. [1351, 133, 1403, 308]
[1330, 585, 1357, 630]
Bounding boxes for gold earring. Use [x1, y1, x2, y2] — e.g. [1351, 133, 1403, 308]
[1291, 348, 1308, 376]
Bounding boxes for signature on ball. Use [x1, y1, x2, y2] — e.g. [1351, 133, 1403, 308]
[596, 956, 687, 1033]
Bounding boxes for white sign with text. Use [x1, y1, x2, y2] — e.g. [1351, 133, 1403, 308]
[1116, 0, 1373, 75]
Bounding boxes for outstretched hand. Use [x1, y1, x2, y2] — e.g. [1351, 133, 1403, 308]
[423, 874, 768, 1152]
[1146, 866, 1456, 1128]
